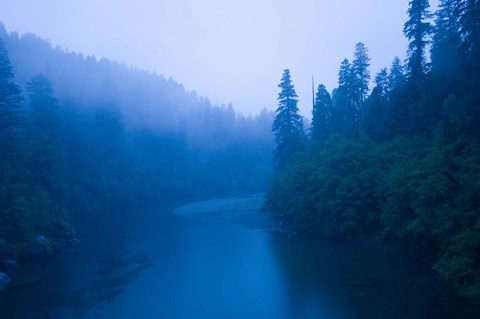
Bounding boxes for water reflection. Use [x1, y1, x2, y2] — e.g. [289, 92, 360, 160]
[65, 253, 153, 317]
[268, 233, 480, 319]
[0, 198, 479, 319]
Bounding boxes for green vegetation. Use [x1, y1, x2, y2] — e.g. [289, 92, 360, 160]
[267, 0, 480, 298]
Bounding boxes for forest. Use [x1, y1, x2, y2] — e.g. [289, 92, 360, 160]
[0, 0, 479, 305]
[0, 22, 274, 263]
[266, 0, 480, 298]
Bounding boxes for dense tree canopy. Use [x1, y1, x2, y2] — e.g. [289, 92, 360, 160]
[267, 0, 480, 298]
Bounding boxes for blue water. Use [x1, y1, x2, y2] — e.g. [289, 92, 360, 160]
[0, 196, 479, 319]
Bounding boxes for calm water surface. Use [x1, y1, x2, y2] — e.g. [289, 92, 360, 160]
[0, 195, 479, 319]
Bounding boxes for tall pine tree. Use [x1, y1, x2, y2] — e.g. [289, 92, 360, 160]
[0, 39, 23, 161]
[388, 56, 406, 91]
[351, 42, 371, 127]
[0, 38, 24, 241]
[404, 0, 433, 84]
[332, 59, 355, 136]
[432, 0, 461, 77]
[272, 69, 305, 168]
[311, 84, 333, 142]
[365, 68, 389, 140]
[26, 74, 66, 212]
[399, 0, 434, 133]
[456, 0, 480, 67]
[352, 42, 371, 106]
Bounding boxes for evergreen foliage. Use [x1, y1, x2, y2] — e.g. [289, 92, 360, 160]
[456, 0, 480, 67]
[272, 69, 305, 168]
[364, 68, 388, 140]
[332, 59, 356, 136]
[404, 0, 433, 84]
[0, 38, 23, 161]
[267, 1, 480, 298]
[351, 42, 371, 107]
[388, 56, 406, 90]
[311, 84, 333, 142]
[431, 0, 461, 77]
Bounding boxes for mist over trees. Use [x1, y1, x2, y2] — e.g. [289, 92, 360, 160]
[0, 22, 274, 258]
[267, 0, 480, 298]
[1, 0, 479, 302]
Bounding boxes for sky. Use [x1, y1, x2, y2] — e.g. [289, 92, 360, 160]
[1, 0, 439, 117]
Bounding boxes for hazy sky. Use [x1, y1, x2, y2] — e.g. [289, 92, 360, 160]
[1, 0, 439, 116]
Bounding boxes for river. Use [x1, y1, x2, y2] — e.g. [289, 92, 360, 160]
[0, 194, 479, 319]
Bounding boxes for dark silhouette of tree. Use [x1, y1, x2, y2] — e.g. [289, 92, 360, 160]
[456, 0, 480, 68]
[404, 0, 433, 84]
[0, 38, 23, 160]
[27, 73, 60, 139]
[365, 68, 389, 140]
[333, 43, 370, 137]
[338, 59, 352, 89]
[351, 42, 371, 113]
[388, 56, 406, 91]
[332, 59, 354, 136]
[351, 42, 371, 131]
[432, 0, 461, 77]
[26, 74, 65, 207]
[0, 38, 24, 241]
[272, 69, 305, 168]
[386, 57, 409, 136]
[393, 0, 434, 134]
[311, 84, 333, 142]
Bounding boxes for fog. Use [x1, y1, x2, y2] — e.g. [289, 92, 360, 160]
[2, 0, 480, 318]
[1, 0, 438, 116]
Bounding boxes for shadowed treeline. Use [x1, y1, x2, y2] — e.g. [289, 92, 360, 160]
[266, 0, 480, 298]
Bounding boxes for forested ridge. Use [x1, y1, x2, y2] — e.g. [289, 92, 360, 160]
[0, 22, 273, 263]
[266, 0, 480, 298]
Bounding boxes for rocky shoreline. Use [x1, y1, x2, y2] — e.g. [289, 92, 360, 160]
[0, 222, 79, 292]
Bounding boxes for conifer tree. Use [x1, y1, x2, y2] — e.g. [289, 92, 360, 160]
[351, 42, 371, 128]
[456, 0, 480, 66]
[332, 44, 371, 136]
[0, 39, 23, 161]
[365, 68, 389, 139]
[388, 56, 406, 91]
[404, 0, 433, 83]
[338, 59, 353, 88]
[333, 59, 353, 135]
[0, 38, 23, 238]
[26, 74, 65, 208]
[352, 42, 371, 105]
[272, 69, 305, 168]
[311, 84, 333, 142]
[374, 68, 389, 99]
[27, 73, 60, 139]
[432, 0, 461, 76]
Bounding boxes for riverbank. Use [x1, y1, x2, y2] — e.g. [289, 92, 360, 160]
[176, 193, 480, 303]
[175, 193, 281, 230]
[1, 195, 479, 319]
